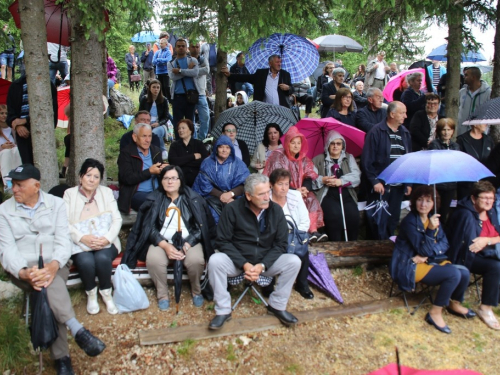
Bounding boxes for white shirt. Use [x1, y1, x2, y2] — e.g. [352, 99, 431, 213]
[0, 127, 15, 145]
[375, 60, 386, 79]
[161, 202, 189, 241]
[264, 71, 280, 106]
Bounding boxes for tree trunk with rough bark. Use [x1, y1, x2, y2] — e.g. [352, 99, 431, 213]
[489, 1, 500, 143]
[19, 0, 59, 191]
[214, 3, 229, 122]
[66, 10, 106, 185]
[446, 6, 463, 139]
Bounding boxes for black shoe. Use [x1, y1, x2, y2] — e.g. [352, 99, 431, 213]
[209, 314, 232, 330]
[309, 232, 319, 243]
[295, 287, 314, 300]
[267, 305, 298, 326]
[317, 233, 329, 242]
[55, 356, 75, 375]
[261, 283, 274, 298]
[446, 307, 476, 319]
[425, 313, 451, 334]
[75, 328, 106, 357]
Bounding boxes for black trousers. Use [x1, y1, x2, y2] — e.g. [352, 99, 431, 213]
[127, 69, 140, 91]
[295, 251, 310, 291]
[71, 245, 118, 291]
[436, 188, 455, 226]
[17, 134, 33, 165]
[157, 73, 171, 101]
[321, 190, 359, 241]
[420, 264, 469, 306]
[295, 94, 314, 114]
[469, 255, 500, 306]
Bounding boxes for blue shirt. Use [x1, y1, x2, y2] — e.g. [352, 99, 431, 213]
[174, 57, 195, 94]
[136, 148, 158, 193]
[264, 71, 280, 106]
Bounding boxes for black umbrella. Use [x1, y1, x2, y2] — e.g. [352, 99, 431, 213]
[312, 61, 334, 81]
[408, 60, 433, 93]
[166, 206, 185, 314]
[364, 195, 392, 240]
[30, 245, 59, 373]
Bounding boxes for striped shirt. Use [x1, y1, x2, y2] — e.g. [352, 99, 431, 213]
[432, 66, 441, 87]
[389, 128, 406, 186]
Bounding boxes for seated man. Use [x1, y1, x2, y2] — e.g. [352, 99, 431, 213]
[0, 164, 105, 374]
[207, 174, 301, 329]
[355, 87, 386, 133]
[117, 123, 166, 213]
[119, 110, 162, 152]
[353, 81, 368, 109]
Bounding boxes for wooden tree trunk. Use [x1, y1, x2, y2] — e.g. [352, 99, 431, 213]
[488, 1, 500, 143]
[66, 10, 106, 185]
[18, 0, 59, 191]
[214, 3, 229, 122]
[446, 6, 463, 137]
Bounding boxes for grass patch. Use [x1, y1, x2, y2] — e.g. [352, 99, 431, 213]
[177, 339, 196, 357]
[169, 320, 178, 328]
[286, 363, 303, 373]
[226, 343, 237, 361]
[69, 288, 85, 306]
[472, 332, 486, 352]
[0, 266, 8, 282]
[0, 303, 32, 372]
[205, 303, 215, 311]
[352, 266, 363, 277]
[389, 308, 403, 315]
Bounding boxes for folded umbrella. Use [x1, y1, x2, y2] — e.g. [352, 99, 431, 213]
[166, 206, 185, 315]
[307, 252, 343, 304]
[364, 197, 392, 240]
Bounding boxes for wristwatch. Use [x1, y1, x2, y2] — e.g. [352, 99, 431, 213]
[488, 238, 492, 246]
[179, 68, 182, 74]
[260, 263, 266, 272]
[230, 191, 235, 197]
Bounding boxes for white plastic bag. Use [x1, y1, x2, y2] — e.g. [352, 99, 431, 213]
[113, 264, 150, 313]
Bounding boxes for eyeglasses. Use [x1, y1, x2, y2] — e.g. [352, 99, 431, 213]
[225, 129, 237, 133]
[330, 142, 343, 146]
[476, 196, 495, 202]
[427, 102, 440, 106]
[163, 177, 180, 182]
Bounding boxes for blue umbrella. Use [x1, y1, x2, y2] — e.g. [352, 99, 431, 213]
[426, 43, 486, 63]
[131, 31, 159, 43]
[245, 33, 320, 83]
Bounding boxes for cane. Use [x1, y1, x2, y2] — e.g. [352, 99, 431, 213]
[332, 164, 352, 242]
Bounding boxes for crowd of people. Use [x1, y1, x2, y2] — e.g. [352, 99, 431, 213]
[3, 33, 500, 374]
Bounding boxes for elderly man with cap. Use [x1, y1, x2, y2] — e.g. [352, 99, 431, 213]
[0, 164, 106, 375]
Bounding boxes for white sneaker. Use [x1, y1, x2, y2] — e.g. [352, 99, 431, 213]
[86, 287, 100, 315]
[99, 288, 118, 315]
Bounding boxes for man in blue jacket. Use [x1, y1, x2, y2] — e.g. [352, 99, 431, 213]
[141, 43, 155, 82]
[361, 101, 412, 239]
[152, 38, 172, 101]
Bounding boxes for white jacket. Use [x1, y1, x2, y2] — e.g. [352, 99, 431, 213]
[63, 185, 123, 254]
[270, 189, 310, 231]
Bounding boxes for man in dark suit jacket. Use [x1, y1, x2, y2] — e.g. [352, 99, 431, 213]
[221, 54, 293, 108]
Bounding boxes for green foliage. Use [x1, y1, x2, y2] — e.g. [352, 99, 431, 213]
[352, 265, 363, 276]
[0, 303, 32, 372]
[226, 342, 236, 361]
[177, 338, 196, 356]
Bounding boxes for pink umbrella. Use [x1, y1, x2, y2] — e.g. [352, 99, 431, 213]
[368, 363, 482, 375]
[286, 117, 365, 158]
[383, 68, 426, 102]
[57, 85, 70, 128]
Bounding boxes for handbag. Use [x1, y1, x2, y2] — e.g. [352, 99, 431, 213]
[72, 211, 113, 252]
[285, 215, 309, 257]
[130, 73, 141, 82]
[176, 59, 199, 104]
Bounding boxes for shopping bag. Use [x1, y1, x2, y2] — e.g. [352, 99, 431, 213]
[113, 264, 150, 313]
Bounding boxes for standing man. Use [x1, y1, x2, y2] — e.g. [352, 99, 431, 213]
[208, 174, 300, 329]
[355, 88, 386, 132]
[1, 25, 15, 81]
[141, 42, 155, 82]
[152, 38, 173, 101]
[427, 60, 446, 91]
[221, 54, 293, 108]
[365, 51, 390, 90]
[188, 41, 211, 140]
[229, 52, 254, 98]
[168, 39, 200, 139]
[0, 164, 106, 374]
[361, 101, 412, 239]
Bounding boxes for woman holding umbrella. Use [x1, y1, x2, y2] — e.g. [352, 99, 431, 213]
[312, 130, 361, 241]
[122, 165, 216, 310]
[325, 88, 356, 126]
[391, 186, 472, 334]
[250, 123, 283, 173]
[428, 118, 460, 224]
[264, 126, 327, 243]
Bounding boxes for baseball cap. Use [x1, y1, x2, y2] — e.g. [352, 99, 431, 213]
[7, 164, 41, 181]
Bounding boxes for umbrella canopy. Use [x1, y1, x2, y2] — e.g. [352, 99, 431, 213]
[307, 252, 343, 303]
[131, 31, 159, 43]
[383, 68, 425, 102]
[0, 78, 11, 105]
[313, 34, 363, 53]
[368, 363, 482, 375]
[166, 206, 185, 315]
[427, 43, 486, 63]
[364, 197, 392, 240]
[245, 33, 320, 83]
[293, 117, 365, 159]
[212, 100, 297, 155]
[377, 150, 494, 185]
[312, 61, 334, 81]
[9, 0, 109, 47]
[57, 85, 70, 128]
[463, 97, 500, 126]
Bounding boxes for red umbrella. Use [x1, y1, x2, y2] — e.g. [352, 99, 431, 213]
[9, 0, 109, 47]
[382, 68, 426, 102]
[306, 38, 320, 50]
[368, 363, 482, 375]
[57, 85, 70, 128]
[288, 117, 365, 159]
[0, 78, 11, 105]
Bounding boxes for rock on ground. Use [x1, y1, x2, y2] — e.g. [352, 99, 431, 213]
[0, 280, 22, 300]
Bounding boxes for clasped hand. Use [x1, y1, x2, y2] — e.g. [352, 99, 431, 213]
[19, 260, 59, 291]
[80, 235, 110, 250]
[243, 262, 263, 281]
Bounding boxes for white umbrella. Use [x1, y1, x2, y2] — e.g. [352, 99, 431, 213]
[313, 34, 363, 59]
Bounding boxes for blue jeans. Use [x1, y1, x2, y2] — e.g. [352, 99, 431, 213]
[0, 53, 14, 68]
[49, 60, 68, 84]
[107, 79, 115, 98]
[234, 82, 254, 98]
[196, 95, 210, 140]
[152, 125, 167, 151]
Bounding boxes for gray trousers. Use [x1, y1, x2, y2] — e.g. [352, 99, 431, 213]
[146, 243, 205, 300]
[371, 79, 385, 90]
[10, 264, 74, 360]
[143, 69, 155, 82]
[208, 253, 301, 315]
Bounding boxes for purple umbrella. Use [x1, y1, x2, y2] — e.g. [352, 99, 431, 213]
[307, 252, 343, 303]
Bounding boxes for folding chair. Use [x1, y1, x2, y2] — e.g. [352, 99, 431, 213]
[389, 279, 434, 315]
[469, 274, 482, 303]
[227, 274, 273, 311]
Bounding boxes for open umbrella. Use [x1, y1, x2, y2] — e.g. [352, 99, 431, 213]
[131, 31, 159, 43]
[245, 33, 320, 83]
[313, 34, 363, 60]
[30, 245, 59, 374]
[312, 61, 334, 81]
[293, 117, 365, 159]
[427, 43, 486, 63]
[166, 206, 185, 314]
[212, 100, 297, 155]
[368, 363, 482, 375]
[307, 252, 343, 303]
[57, 85, 70, 128]
[463, 97, 500, 126]
[383, 68, 425, 102]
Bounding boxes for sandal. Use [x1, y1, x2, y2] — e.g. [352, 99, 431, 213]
[476, 308, 500, 330]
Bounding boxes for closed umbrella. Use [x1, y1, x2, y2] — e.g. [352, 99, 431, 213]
[166, 206, 185, 315]
[212, 100, 297, 155]
[245, 33, 320, 83]
[307, 252, 343, 303]
[427, 43, 486, 63]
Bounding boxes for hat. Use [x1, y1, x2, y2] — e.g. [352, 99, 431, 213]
[7, 164, 41, 181]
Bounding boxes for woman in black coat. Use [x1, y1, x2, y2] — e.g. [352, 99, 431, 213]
[139, 79, 170, 152]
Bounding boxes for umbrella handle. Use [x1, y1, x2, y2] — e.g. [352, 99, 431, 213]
[166, 206, 182, 232]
